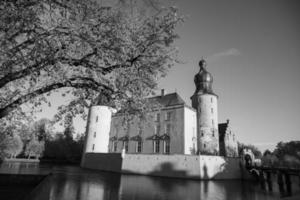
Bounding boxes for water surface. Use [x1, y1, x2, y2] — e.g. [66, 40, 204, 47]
[1, 163, 300, 200]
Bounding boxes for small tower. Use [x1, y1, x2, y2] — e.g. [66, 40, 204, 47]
[81, 94, 116, 166]
[191, 59, 219, 155]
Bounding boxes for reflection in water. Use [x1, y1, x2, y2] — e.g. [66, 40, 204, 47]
[1, 163, 300, 200]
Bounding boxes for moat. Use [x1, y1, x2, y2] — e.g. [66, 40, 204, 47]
[1, 162, 300, 200]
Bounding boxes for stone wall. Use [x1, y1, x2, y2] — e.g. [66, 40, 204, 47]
[81, 153, 242, 180]
[191, 93, 219, 155]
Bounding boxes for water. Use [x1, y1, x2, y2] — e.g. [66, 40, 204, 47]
[1, 162, 300, 200]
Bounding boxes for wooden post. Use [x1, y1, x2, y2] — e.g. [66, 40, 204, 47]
[277, 171, 285, 197]
[298, 174, 300, 188]
[284, 173, 292, 196]
[259, 170, 266, 190]
[266, 171, 273, 191]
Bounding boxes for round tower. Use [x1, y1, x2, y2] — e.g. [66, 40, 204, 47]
[191, 59, 219, 155]
[83, 106, 116, 154]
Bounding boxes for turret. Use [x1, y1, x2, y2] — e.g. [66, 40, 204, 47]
[81, 94, 116, 167]
[191, 59, 219, 155]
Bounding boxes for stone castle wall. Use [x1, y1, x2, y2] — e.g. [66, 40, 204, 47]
[81, 153, 242, 180]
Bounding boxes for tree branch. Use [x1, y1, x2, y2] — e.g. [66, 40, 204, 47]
[0, 77, 113, 119]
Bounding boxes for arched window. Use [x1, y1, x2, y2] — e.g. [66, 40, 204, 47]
[136, 141, 142, 153]
[112, 141, 118, 152]
[123, 141, 128, 152]
[163, 140, 170, 154]
[153, 140, 160, 153]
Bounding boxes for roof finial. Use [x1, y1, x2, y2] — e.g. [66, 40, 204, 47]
[199, 57, 207, 70]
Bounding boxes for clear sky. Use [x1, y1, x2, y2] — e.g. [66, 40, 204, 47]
[158, 0, 300, 151]
[37, 0, 300, 152]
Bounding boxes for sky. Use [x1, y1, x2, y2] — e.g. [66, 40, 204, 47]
[158, 0, 300, 151]
[37, 0, 300, 152]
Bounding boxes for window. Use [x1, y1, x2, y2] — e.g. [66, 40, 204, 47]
[211, 97, 213, 103]
[155, 113, 160, 122]
[203, 144, 206, 148]
[155, 124, 160, 135]
[165, 112, 171, 121]
[92, 144, 95, 151]
[138, 128, 143, 135]
[211, 108, 213, 114]
[201, 131, 204, 137]
[136, 141, 142, 153]
[96, 116, 98, 122]
[165, 124, 171, 135]
[163, 140, 170, 154]
[94, 132, 96, 138]
[113, 141, 118, 152]
[153, 140, 160, 153]
[212, 119, 214, 126]
[123, 141, 128, 152]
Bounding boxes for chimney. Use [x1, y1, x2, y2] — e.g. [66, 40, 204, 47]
[161, 89, 165, 97]
[226, 119, 230, 124]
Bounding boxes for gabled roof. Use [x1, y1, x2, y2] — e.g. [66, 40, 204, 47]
[118, 135, 129, 141]
[148, 92, 186, 107]
[130, 135, 142, 141]
[160, 134, 170, 140]
[146, 134, 161, 140]
[113, 92, 187, 116]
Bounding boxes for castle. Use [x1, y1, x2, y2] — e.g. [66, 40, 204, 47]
[83, 59, 238, 157]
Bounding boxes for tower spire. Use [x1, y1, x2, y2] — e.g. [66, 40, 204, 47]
[194, 58, 214, 94]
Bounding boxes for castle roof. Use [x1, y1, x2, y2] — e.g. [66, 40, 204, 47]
[148, 92, 186, 107]
[113, 92, 189, 116]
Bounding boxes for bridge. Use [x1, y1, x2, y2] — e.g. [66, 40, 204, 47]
[242, 149, 300, 198]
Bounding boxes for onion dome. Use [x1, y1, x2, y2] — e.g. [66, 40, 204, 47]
[194, 59, 214, 94]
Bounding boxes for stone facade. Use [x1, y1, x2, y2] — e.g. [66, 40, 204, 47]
[108, 93, 197, 155]
[219, 120, 238, 157]
[191, 93, 219, 155]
